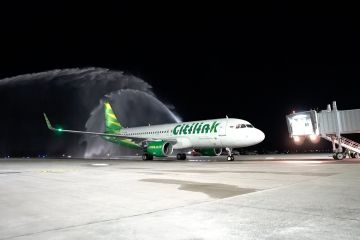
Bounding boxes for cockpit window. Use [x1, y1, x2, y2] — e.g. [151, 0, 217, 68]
[236, 124, 251, 128]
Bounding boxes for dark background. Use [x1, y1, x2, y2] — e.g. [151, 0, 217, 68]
[1, 2, 359, 155]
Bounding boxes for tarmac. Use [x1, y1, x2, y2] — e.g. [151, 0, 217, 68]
[1, 154, 360, 240]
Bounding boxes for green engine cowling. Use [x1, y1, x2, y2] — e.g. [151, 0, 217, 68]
[146, 141, 174, 157]
[199, 148, 222, 156]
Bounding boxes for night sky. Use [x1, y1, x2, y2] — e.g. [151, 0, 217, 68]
[1, 2, 360, 156]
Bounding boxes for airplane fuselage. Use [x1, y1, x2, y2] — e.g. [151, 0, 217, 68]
[119, 118, 265, 149]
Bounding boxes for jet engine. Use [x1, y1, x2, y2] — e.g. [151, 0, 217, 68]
[146, 141, 174, 157]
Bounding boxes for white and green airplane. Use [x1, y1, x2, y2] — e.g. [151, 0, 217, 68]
[44, 101, 265, 161]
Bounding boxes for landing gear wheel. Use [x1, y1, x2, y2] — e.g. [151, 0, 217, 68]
[225, 147, 234, 161]
[177, 153, 187, 160]
[354, 153, 360, 159]
[142, 153, 153, 161]
[227, 155, 234, 161]
[335, 152, 345, 160]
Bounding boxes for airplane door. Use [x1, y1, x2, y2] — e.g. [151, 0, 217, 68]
[218, 119, 227, 136]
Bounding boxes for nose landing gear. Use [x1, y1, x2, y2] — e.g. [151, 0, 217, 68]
[226, 147, 235, 161]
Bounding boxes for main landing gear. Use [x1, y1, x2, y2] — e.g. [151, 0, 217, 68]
[142, 153, 153, 161]
[226, 147, 235, 161]
[177, 153, 187, 160]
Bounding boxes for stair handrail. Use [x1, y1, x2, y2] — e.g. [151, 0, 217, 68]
[322, 135, 360, 150]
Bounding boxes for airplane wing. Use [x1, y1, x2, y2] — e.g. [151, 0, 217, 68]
[43, 113, 177, 144]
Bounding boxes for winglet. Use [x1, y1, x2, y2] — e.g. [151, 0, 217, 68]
[43, 113, 56, 131]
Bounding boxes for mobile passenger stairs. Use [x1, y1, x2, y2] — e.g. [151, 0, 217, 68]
[286, 101, 360, 160]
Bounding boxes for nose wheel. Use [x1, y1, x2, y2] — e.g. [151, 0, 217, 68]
[226, 147, 235, 161]
[227, 155, 235, 161]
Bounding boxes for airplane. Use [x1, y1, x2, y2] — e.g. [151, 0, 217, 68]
[44, 101, 265, 161]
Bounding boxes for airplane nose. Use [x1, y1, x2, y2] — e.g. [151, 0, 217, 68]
[256, 129, 265, 143]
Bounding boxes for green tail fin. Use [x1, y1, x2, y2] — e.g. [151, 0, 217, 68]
[104, 101, 122, 133]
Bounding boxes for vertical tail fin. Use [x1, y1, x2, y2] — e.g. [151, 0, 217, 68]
[104, 101, 122, 134]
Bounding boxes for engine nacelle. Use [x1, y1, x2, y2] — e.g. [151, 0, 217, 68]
[146, 141, 173, 157]
[198, 148, 222, 156]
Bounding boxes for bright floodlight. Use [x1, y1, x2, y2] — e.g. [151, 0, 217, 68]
[309, 134, 317, 141]
[293, 136, 301, 142]
[309, 134, 320, 143]
[293, 135, 305, 145]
